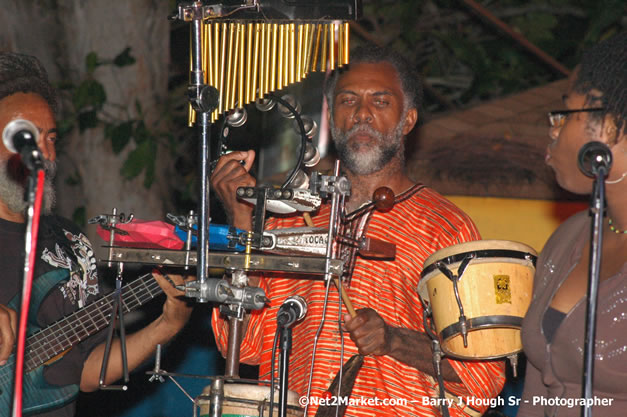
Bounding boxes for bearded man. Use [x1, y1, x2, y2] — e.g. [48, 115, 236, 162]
[0, 52, 192, 417]
[210, 46, 505, 417]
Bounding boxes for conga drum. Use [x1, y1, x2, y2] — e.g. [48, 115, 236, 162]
[417, 240, 537, 360]
[198, 383, 303, 417]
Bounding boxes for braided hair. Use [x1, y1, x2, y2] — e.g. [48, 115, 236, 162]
[0, 52, 57, 113]
[574, 31, 627, 134]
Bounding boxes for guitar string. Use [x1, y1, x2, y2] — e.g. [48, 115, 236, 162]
[0, 276, 163, 387]
[0, 278, 161, 387]
[0, 278, 162, 387]
[26, 281, 152, 365]
[28, 278, 162, 367]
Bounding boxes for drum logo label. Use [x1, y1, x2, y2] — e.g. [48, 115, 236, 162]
[494, 275, 511, 304]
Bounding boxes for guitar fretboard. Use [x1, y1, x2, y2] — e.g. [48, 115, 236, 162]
[24, 273, 163, 371]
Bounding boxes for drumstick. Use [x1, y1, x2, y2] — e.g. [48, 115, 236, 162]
[303, 212, 357, 318]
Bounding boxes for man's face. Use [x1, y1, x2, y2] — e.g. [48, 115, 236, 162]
[0, 92, 58, 215]
[329, 62, 416, 175]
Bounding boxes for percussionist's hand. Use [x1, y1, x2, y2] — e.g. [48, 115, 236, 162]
[0, 304, 17, 365]
[344, 308, 392, 356]
[210, 150, 256, 230]
[153, 272, 194, 336]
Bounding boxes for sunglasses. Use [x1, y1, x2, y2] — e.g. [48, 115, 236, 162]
[547, 107, 605, 128]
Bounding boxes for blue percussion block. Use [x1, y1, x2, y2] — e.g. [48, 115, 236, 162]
[174, 223, 245, 252]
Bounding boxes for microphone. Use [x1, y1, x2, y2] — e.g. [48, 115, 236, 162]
[277, 295, 307, 327]
[2, 119, 43, 169]
[578, 141, 613, 178]
[2, 119, 40, 154]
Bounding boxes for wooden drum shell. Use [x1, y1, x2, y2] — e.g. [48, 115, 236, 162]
[418, 240, 537, 360]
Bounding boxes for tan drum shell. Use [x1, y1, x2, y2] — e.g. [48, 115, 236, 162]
[418, 240, 537, 360]
[198, 383, 303, 417]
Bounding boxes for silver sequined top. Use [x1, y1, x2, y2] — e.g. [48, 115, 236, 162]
[518, 211, 627, 417]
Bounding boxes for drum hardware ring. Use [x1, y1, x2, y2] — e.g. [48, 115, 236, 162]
[422, 249, 538, 278]
[434, 254, 475, 348]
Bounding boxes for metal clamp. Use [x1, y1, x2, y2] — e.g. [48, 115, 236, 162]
[435, 253, 475, 348]
[88, 208, 134, 267]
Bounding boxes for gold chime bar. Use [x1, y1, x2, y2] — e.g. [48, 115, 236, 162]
[277, 24, 285, 91]
[342, 21, 350, 66]
[246, 22, 255, 105]
[288, 23, 295, 85]
[269, 23, 278, 94]
[237, 23, 245, 110]
[191, 19, 352, 124]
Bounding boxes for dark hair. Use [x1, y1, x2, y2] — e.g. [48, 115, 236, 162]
[573, 31, 626, 134]
[0, 52, 57, 113]
[324, 45, 423, 114]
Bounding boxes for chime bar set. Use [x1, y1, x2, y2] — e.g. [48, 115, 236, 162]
[190, 21, 351, 124]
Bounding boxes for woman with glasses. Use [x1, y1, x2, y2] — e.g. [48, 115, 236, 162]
[516, 32, 626, 417]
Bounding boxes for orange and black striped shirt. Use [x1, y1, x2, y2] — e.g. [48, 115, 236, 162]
[213, 184, 505, 416]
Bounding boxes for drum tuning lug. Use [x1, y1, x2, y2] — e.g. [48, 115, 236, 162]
[459, 315, 469, 348]
[507, 354, 519, 378]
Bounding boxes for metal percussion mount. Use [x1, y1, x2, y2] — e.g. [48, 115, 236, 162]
[89, 208, 134, 268]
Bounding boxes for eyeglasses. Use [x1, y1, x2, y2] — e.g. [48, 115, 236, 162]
[547, 107, 604, 128]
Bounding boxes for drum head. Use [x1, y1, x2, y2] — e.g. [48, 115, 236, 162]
[423, 240, 537, 271]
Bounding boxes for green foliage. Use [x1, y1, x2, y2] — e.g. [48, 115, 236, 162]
[113, 47, 136, 67]
[58, 47, 163, 189]
[72, 206, 86, 228]
[105, 121, 133, 154]
[357, 0, 626, 112]
[113, 120, 159, 188]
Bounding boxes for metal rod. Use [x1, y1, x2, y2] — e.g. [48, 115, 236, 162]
[286, 23, 296, 85]
[225, 316, 243, 377]
[246, 22, 254, 104]
[218, 22, 228, 115]
[250, 22, 260, 103]
[311, 24, 322, 72]
[296, 23, 304, 82]
[190, 12, 212, 296]
[277, 24, 285, 90]
[342, 22, 350, 66]
[237, 23, 246, 108]
[329, 22, 336, 71]
[320, 24, 328, 72]
[581, 167, 608, 417]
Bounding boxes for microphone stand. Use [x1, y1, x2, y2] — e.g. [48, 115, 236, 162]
[12, 151, 46, 417]
[581, 161, 609, 417]
[277, 318, 293, 417]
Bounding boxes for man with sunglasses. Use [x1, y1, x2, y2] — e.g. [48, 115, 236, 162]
[517, 32, 626, 417]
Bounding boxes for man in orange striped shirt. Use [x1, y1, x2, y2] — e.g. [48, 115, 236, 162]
[211, 46, 505, 416]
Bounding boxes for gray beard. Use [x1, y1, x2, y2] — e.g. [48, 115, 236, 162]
[331, 118, 405, 175]
[0, 158, 57, 215]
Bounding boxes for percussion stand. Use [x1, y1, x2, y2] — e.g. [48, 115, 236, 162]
[175, 1, 219, 299]
[220, 268, 250, 378]
[93, 209, 135, 391]
[579, 144, 611, 417]
[422, 305, 451, 417]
